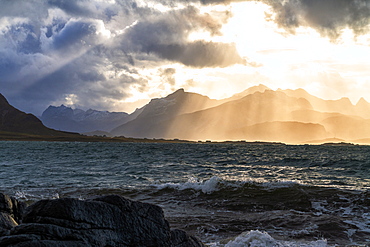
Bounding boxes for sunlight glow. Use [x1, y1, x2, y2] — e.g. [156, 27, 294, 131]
[113, 1, 370, 111]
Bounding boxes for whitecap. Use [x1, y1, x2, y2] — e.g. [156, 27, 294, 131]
[211, 230, 329, 247]
[224, 230, 277, 247]
[155, 176, 221, 193]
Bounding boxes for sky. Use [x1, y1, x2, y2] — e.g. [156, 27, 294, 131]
[1, 0, 370, 116]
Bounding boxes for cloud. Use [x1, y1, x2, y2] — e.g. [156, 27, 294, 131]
[186, 0, 370, 40]
[133, 41, 245, 68]
[3, 0, 369, 116]
[9, 50, 147, 114]
[262, 0, 370, 39]
[159, 68, 176, 86]
[172, 0, 370, 41]
[0, 1, 49, 23]
[121, 6, 244, 67]
[52, 19, 98, 50]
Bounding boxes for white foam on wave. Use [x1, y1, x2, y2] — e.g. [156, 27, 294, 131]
[211, 230, 329, 247]
[14, 190, 60, 200]
[156, 176, 221, 193]
[224, 230, 276, 247]
[260, 180, 303, 189]
[155, 176, 303, 194]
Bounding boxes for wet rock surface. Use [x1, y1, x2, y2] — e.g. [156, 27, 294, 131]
[0, 193, 26, 237]
[0, 193, 204, 247]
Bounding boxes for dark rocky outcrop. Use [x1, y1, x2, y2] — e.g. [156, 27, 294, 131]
[0, 193, 204, 247]
[0, 194, 26, 237]
[0, 94, 56, 136]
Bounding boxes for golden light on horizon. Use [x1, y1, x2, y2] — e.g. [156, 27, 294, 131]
[44, 0, 370, 115]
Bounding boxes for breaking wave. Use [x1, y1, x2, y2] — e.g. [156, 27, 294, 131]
[211, 230, 329, 247]
[153, 176, 303, 194]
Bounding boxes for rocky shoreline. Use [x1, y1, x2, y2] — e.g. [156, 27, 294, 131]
[0, 193, 204, 247]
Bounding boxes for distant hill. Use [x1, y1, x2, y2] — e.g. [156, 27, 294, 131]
[116, 89, 315, 141]
[279, 88, 370, 118]
[0, 93, 64, 136]
[110, 86, 370, 144]
[219, 84, 270, 103]
[8, 84, 370, 144]
[0, 93, 186, 142]
[110, 89, 221, 138]
[41, 105, 131, 133]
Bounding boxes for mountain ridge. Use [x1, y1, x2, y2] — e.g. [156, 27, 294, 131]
[0, 94, 70, 136]
[111, 86, 370, 144]
[15, 84, 370, 144]
[41, 105, 131, 133]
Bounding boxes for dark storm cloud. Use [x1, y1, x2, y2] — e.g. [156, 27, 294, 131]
[121, 6, 244, 67]
[168, 0, 370, 40]
[0, 0, 49, 21]
[261, 0, 370, 39]
[5, 0, 369, 115]
[52, 20, 98, 50]
[9, 48, 145, 114]
[124, 6, 224, 45]
[48, 0, 96, 17]
[144, 41, 245, 67]
[160, 0, 234, 5]
[180, 0, 370, 39]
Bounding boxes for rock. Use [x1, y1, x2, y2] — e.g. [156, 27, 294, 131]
[0, 193, 26, 236]
[171, 229, 205, 247]
[0, 194, 205, 247]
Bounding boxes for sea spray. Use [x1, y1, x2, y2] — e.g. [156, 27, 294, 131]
[211, 230, 329, 247]
[155, 176, 221, 193]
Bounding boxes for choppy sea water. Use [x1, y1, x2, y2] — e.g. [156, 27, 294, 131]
[1, 141, 370, 246]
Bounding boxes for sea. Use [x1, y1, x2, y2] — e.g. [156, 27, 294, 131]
[1, 141, 370, 247]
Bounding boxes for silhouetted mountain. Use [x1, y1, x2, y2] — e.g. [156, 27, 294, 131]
[356, 97, 370, 116]
[321, 115, 370, 140]
[142, 90, 316, 141]
[110, 86, 370, 144]
[228, 121, 328, 143]
[279, 88, 370, 119]
[41, 105, 131, 133]
[220, 84, 270, 103]
[111, 89, 318, 142]
[110, 89, 221, 137]
[0, 94, 62, 136]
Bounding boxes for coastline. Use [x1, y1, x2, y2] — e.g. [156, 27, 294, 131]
[0, 131, 365, 146]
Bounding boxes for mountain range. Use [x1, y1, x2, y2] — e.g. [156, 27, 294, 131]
[3, 84, 370, 144]
[41, 105, 133, 134]
[110, 85, 370, 144]
[0, 94, 144, 142]
[0, 94, 74, 137]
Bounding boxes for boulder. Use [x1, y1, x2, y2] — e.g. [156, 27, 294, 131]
[0, 193, 26, 236]
[0, 194, 204, 247]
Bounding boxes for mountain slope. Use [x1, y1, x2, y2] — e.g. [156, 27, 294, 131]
[219, 84, 270, 103]
[41, 105, 131, 133]
[110, 86, 370, 143]
[320, 115, 370, 140]
[111, 89, 316, 141]
[279, 88, 370, 118]
[110, 89, 221, 137]
[228, 121, 328, 143]
[159, 90, 315, 141]
[0, 94, 64, 136]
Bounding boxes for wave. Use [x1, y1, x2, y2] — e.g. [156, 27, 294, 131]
[153, 176, 303, 194]
[155, 176, 222, 193]
[210, 230, 329, 247]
